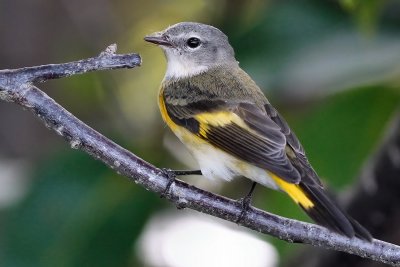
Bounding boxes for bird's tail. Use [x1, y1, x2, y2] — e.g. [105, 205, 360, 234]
[272, 175, 372, 241]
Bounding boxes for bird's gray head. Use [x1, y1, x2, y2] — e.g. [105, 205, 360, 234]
[144, 22, 237, 80]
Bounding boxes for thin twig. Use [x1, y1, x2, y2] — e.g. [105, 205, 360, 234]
[0, 45, 399, 266]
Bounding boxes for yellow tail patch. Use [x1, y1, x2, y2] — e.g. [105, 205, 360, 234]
[271, 174, 314, 209]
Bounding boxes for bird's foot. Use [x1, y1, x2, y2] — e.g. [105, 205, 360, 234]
[160, 168, 176, 198]
[235, 182, 257, 224]
[160, 169, 202, 198]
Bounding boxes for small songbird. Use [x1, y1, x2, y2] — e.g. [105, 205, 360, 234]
[144, 22, 371, 240]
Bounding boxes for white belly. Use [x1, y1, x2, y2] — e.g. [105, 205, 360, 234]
[176, 130, 279, 190]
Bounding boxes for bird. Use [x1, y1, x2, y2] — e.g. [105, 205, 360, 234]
[144, 22, 372, 241]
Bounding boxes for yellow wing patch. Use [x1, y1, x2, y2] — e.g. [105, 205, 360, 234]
[195, 111, 249, 137]
[271, 173, 314, 209]
[195, 111, 244, 127]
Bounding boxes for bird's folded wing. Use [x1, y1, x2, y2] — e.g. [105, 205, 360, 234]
[263, 103, 323, 187]
[164, 98, 301, 184]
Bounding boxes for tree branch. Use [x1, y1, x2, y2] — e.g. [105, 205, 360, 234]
[0, 45, 399, 266]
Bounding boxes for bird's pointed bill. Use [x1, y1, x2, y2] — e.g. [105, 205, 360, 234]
[144, 33, 172, 47]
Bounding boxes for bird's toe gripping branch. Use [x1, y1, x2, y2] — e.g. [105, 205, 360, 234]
[236, 182, 257, 224]
[160, 168, 202, 200]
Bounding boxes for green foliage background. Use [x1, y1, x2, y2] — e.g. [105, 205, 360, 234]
[0, 0, 399, 266]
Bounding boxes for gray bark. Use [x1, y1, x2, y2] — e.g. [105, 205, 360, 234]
[0, 45, 399, 266]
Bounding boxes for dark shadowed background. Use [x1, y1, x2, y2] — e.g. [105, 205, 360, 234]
[0, 0, 399, 266]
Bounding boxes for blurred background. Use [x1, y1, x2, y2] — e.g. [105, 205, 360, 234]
[0, 0, 400, 266]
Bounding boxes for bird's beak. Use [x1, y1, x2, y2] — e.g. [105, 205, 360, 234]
[144, 32, 172, 47]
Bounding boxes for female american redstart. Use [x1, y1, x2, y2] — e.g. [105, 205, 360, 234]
[144, 22, 372, 241]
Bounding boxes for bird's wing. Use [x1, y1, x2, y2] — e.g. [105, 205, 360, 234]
[263, 103, 323, 187]
[163, 97, 301, 184]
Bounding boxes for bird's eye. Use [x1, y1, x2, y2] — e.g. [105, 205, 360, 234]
[186, 37, 201, 48]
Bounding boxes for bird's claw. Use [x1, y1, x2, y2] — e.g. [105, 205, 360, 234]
[161, 168, 176, 198]
[235, 195, 253, 224]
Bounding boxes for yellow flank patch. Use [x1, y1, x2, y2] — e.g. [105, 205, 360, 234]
[158, 89, 178, 131]
[158, 88, 205, 147]
[271, 173, 314, 209]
